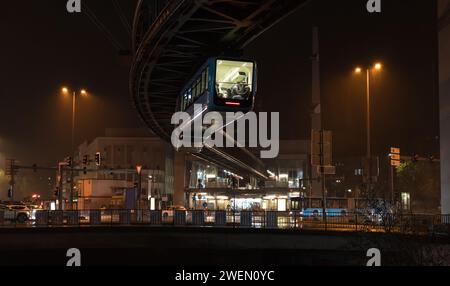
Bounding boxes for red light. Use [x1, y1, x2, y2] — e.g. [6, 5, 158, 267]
[225, 102, 241, 106]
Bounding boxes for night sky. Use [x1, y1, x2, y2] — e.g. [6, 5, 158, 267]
[0, 0, 439, 199]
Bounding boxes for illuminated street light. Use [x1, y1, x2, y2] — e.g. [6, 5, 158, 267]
[60, 86, 90, 210]
[353, 62, 384, 197]
[374, 62, 382, 71]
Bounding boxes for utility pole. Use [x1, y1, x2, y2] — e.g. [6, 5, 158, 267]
[366, 69, 373, 198]
[311, 27, 322, 199]
[320, 130, 327, 229]
[6, 159, 16, 202]
[389, 147, 401, 206]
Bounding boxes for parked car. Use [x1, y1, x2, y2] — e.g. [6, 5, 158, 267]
[1, 204, 31, 223]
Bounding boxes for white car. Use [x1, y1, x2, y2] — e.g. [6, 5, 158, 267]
[1, 204, 31, 223]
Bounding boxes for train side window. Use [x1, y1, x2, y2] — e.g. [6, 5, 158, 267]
[205, 68, 209, 91]
[201, 70, 206, 94]
[187, 88, 192, 106]
[193, 82, 197, 100]
[196, 78, 201, 98]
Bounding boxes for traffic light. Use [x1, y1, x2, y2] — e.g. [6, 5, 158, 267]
[66, 156, 73, 167]
[83, 155, 89, 165]
[83, 167, 87, 175]
[95, 152, 101, 166]
[7, 188, 12, 199]
[54, 187, 60, 197]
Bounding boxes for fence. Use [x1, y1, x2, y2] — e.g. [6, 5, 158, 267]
[1, 209, 449, 236]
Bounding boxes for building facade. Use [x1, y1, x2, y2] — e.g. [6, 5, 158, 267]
[69, 129, 174, 210]
[183, 140, 311, 211]
[439, 0, 450, 214]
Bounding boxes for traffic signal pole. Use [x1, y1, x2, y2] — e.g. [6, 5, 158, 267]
[320, 130, 327, 230]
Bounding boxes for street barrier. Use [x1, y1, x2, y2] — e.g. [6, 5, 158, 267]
[266, 211, 278, 228]
[174, 210, 186, 225]
[240, 211, 252, 227]
[36, 211, 49, 226]
[215, 210, 226, 226]
[1, 209, 449, 237]
[90, 210, 101, 225]
[65, 211, 79, 226]
[192, 210, 205, 226]
[119, 210, 131, 225]
[50, 211, 64, 226]
[149, 211, 162, 225]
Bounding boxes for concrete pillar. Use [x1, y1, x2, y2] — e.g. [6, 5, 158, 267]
[439, 0, 450, 214]
[173, 151, 187, 206]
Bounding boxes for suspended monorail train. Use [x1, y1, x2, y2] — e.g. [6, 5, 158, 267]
[177, 57, 257, 115]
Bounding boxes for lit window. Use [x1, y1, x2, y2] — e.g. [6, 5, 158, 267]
[215, 60, 253, 101]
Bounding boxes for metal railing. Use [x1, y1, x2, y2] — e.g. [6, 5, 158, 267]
[1, 209, 449, 236]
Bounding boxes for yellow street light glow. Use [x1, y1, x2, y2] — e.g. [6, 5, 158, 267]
[80, 89, 87, 95]
[374, 63, 382, 70]
[355, 67, 362, 74]
[62, 87, 69, 93]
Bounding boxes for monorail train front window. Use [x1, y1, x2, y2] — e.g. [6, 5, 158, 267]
[215, 60, 254, 101]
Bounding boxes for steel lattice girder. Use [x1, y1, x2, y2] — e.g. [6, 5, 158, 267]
[130, 0, 309, 178]
[131, 0, 309, 139]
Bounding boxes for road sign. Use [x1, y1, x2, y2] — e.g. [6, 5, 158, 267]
[390, 154, 401, 161]
[390, 147, 401, 167]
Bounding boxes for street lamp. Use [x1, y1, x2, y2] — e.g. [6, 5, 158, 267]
[61, 87, 89, 210]
[354, 63, 383, 196]
[136, 165, 143, 211]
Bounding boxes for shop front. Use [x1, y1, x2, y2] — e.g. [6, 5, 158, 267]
[185, 189, 303, 211]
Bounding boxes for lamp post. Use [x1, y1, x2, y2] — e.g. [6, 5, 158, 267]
[136, 165, 143, 211]
[354, 63, 382, 197]
[61, 87, 88, 210]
